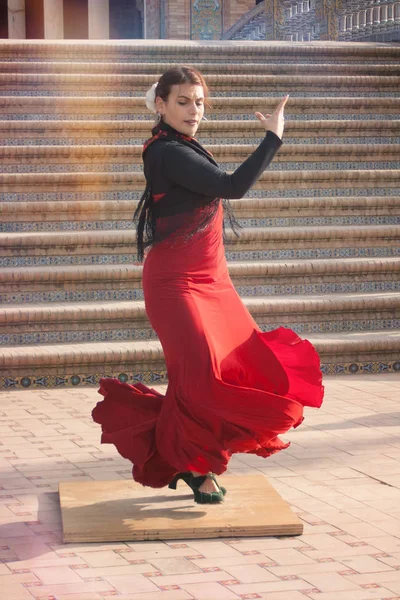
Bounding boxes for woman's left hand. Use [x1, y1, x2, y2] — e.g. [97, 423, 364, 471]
[255, 95, 289, 140]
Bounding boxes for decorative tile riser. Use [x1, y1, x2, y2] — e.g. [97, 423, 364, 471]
[2, 91, 399, 98]
[3, 195, 400, 225]
[1, 94, 398, 112]
[2, 161, 400, 175]
[236, 280, 400, 296]
[1, 95, 398, 113]
[1, 354, 399, 390]
[224, 240, 400, 256]
[2, 62, 399, 75]
[3, 244, 398, 263]
[1, 74, 399, 93]
[1, 371, 166, 389]
[4, 214, 400, 233]
[2, 187, 400, 203]
[1, 122, 398, 140]
[2, 137, 399, 147]
[3, 113, 400, 122]
[2, 246, 399, 269]
[2, 316, 399, 346]
[1, 327, 156, 345]
[3, 357, 400, 389]
[2, 280, 399, 305]
[0, 363, 168, 389]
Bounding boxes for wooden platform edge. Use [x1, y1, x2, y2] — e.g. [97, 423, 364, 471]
[59, 477, 304, 543]
[62, 522, 303, 543]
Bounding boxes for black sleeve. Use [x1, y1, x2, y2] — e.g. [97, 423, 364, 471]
[154, 131, 282, 200]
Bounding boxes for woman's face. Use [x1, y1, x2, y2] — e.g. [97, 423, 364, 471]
[156, 83, 205, 137]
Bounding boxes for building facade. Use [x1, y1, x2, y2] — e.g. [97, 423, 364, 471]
[1, 0, 399, 42]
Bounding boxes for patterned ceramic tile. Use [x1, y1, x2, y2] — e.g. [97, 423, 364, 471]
[3, 319, 400, 347]
[2, 161, 400, 174]
[3, 214, 399, 233]
[2, 279, 399, 305]
[2, 246, 400, 271]
[2, 112, 400, 121]
[1, 360, 399, 389]
[2, 186, 399, 202]
[1, 90, 400, 97]
[2, 136, 400, 146]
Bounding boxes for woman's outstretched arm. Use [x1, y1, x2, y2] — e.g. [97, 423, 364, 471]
[150, 95, 289, 200]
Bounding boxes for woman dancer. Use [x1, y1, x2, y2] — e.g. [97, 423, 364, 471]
[92, 67, 324, 504]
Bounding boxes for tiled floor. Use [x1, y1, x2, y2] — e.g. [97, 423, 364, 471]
[1, 374, 400, 600]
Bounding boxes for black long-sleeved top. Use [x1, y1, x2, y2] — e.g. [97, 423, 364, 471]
[144, 130, 282, 201]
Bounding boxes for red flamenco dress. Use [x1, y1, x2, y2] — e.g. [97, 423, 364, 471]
[92, 121, 324, 488]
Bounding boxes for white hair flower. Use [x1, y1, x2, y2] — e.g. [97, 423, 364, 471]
[145, 82, 158, 114]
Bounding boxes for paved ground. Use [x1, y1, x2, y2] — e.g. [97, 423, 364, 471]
[1, 374, 400, 600]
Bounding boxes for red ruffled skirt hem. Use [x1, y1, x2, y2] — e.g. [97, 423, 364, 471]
[92, 327, 324, 488]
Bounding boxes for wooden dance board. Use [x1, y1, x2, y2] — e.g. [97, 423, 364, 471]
[59, 475, 302, 542]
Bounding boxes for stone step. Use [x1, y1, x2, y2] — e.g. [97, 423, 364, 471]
[1, 120, 398, 146]
[0, 169, 399, 194]
[3, 188, 396, 205]
[1, 292, 399, 345]
[5, 218, 400, 234]
[0, 40, 399, 62]
[1, 96, 399, 119]
[1, 331, 399, 387]
[1, 257, 398, 299]
[0, 143, 399, 168]
[4, 242, 396, 269]
[2, 197, 398, 228]
[1, 60, 399, 76]
[1, 227, 398, 271]
[1, 73, 399, 94]
[5, 161, 396, 175]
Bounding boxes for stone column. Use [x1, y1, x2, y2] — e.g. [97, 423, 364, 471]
[315, 0, 340, 41]
[8, 0, 26, 39]
[395, 3, 400, 25]
[88, 0, 109, 39]
[264, 0, 284, 41]
[146, 0, 161, 39]
[43, 0, 64, 38]
[359, 9, 367, 33]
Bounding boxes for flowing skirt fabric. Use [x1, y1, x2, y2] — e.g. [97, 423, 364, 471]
[92, 204, 324, 487]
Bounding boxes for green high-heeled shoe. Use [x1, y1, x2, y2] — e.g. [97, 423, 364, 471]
[168, 472, 192, 490]
[168, 472, 226, 504]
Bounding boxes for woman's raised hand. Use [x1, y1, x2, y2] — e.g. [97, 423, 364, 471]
[255, 95, 289, 140]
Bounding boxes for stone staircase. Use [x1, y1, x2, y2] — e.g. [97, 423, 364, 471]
[0, 39, 399, 390]
[230, 8, 267, 41]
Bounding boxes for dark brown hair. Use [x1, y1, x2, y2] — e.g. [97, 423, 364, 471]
[155, 66, 210, 107]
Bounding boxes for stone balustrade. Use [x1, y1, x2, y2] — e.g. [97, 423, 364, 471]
[228, 0, 400, 42]
[339, 1, 400, 40]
